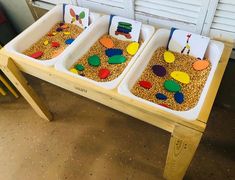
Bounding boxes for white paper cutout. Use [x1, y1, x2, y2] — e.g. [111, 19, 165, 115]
[168, 30, 210, 59]
[109, 16, 142, 42]
[64, 4, 89, 29]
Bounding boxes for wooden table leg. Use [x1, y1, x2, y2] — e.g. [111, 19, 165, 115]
[163, 125, 203, 180]
[0, 86, 6, 96]
[0, 54, 52, 121]
[0, 74, 19, 98]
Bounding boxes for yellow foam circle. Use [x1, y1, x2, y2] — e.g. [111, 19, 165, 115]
[126, 42, 140, 55]
[170, 71, 190, 84]
[164, 51, 175, 63]
[64, 32, 71, 35]
[70, 68, 78, 74]
[43, 40, 49, 46]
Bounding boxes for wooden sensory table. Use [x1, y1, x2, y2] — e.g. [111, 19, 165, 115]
[0, 42, 233, 180]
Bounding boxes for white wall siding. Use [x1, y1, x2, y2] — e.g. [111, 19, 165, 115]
[29, 0, 77, 10]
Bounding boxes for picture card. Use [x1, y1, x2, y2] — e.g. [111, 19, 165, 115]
[109, 16, 142, 42]
[168, 29, 210, 59]
[63, 4, 89, 29]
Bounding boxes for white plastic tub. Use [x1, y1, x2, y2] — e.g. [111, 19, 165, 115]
[55, 15, 155, 89]
[4, 4, 101, 66]
[118, 29, 224, 121]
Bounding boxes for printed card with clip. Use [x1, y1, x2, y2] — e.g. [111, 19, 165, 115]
[109, 16, 142, 42]
[168, 28, 210, 59]
[63, 4, 89, 29]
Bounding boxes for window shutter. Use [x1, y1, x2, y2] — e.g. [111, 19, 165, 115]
[204, 0, 235, 40]
[202, 0, 235, 59]
[77, 0, 134, 18]
[134, 0, 210, 33]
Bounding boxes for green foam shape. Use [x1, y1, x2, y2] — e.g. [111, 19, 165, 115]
[108, 55, 126, 64]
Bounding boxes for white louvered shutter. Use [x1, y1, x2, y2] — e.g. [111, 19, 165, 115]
[202, 0, 235, 59]
[204, 0, 235, 40]
[77, 0, 134, 18]
[134, 0, 210, 33]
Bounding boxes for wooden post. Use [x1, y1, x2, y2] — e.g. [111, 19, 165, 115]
[0, 74, 19, 98]
[0, 86, 6, 95]
[0, 54, 52, 121]
[163, 125, 203, 180]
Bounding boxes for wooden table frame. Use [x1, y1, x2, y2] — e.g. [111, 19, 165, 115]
[0, 43, 232, 179]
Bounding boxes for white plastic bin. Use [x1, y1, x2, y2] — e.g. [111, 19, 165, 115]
[118, 29, 224, 121]
[55, 15, 155, 89]
[4, 4, 101, 66]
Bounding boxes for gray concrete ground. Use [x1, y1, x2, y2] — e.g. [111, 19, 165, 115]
[0, 61, 234, 180]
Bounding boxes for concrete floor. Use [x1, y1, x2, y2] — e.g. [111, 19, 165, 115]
[0, 61, 234, 180]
